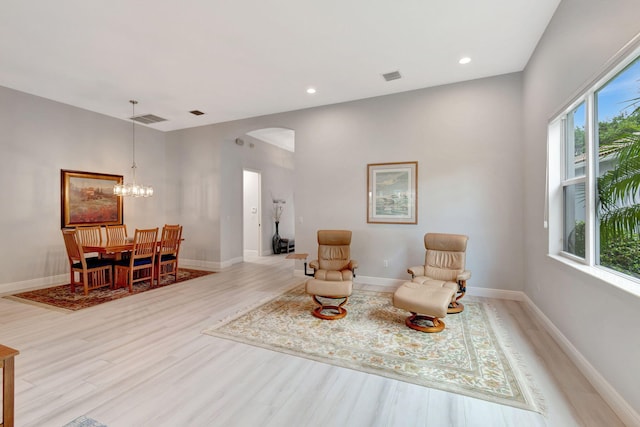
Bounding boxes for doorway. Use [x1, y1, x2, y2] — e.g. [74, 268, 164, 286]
[243, 169, 262, 258]
[242, 127, 295, 258]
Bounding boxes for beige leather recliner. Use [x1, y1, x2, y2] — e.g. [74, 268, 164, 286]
[305, 230, 358, 320]
[406, 233, 471, 314]
[393, 232, 471, 333]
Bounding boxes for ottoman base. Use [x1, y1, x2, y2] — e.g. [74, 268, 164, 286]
[312, 302, 348, 320]
[306, 279, 352, 320]
[406, 314, 445, 333]
[448, 302, 464, 314]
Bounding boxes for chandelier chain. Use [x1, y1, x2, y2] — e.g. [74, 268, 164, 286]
[113, 99, 153, 197]
[131, 100, 137, 180]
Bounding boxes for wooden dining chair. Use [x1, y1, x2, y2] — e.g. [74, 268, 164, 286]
[62, 229, 113, 295]
[114, 228, 158, 292]
[105, 224, 128, 243]
[104, 224, 129, 260]
[154, 224, 183, 286]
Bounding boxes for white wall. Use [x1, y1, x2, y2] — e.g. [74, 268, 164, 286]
[164, 125, 222, 265]
[165, 121, 295, 265]
[0, 86, 166, 292]
[293, 75, 524, 287]
[523, 0, 640, 416]
[166, 72, 524, 292]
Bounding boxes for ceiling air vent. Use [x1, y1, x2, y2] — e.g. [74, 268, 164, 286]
[382, 70, 402, 81]
[190, 110, 205, 116]
[131, 114, 167, 125]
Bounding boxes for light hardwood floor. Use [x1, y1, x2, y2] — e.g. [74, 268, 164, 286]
[0, 255, 625, 427]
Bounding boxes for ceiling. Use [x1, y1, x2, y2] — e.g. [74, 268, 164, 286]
[0, 1, 560, 132]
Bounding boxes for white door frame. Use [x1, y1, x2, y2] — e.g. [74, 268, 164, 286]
[243, 169, 262, 257]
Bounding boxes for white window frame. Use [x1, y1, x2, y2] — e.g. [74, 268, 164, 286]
[559, 100, 590, 263]
[547, 40, 640, 296]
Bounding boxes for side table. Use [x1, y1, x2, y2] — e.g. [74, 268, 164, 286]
[1, 344, 19, 427]
[285, 253, 314, 276]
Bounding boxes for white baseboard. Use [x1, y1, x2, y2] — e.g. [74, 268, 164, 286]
[0, 273, 67, 297]
[294, 272, 528, 300]
[523, 294, 640, 427]
[0, 256, 251, 296]
[243, 250, 259, 258]
[467, 286, 526, 301]
[293, 272, 406, 288]
[354, 275, 405, 288]
[181, 256, 243, 271]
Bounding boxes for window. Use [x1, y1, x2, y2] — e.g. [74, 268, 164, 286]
[549, 51, 640, 283]
[562, 102, 586, 258]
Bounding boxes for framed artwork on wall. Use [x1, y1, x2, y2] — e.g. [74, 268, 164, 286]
[367, 161, 418, 224]
[61, 169, 123, 228]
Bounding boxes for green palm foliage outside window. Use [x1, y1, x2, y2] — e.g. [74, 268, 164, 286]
[595, 58, 640, 278]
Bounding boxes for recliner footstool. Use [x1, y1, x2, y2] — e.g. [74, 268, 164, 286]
[393, 281, 456, 333]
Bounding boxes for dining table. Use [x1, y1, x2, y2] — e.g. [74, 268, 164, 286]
[83, 239, 135, 260]
[82, 238, 185, 260]
[83, 238, 184, 289]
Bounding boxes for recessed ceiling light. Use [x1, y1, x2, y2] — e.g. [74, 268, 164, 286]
[306, 87, 316, 94]
[459, 57, 472, 65]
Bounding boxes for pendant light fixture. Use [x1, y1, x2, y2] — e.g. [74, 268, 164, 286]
[113, 100, 154, 197]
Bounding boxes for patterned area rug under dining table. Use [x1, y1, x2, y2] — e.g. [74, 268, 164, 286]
[6, 268, 214, 311]
[202, 285, 545, 414]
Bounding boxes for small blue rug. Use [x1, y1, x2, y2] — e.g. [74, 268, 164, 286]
[63, 416, 107, 427]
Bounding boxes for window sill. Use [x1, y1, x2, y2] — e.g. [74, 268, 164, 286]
[548, 254, 640, 298]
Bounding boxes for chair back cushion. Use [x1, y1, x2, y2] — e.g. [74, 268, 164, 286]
[423, 233, 468, 281]
[317, 230, 352, 271]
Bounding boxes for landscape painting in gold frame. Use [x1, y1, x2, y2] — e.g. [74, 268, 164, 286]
[367, 161, 417, 224]
[61, 169, 123, 228]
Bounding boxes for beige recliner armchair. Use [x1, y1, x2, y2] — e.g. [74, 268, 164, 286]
[407, 233, 470, 314]
[393, 233, 470, 333]
[305, 230, 358, 320]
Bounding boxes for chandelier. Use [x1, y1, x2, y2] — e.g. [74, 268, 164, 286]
[113, 100, 154, 197]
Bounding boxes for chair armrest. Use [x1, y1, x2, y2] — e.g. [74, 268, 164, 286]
[309, 260, 319, 270]
[348, 260, 358, 277]
[457, 270, 471, 282]
[457, 270, 471, 293]
[407, 266, 424, 278]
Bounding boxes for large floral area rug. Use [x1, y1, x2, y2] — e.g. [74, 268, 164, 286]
[203, 285, 545, 414]
[6, 268, 214, 312]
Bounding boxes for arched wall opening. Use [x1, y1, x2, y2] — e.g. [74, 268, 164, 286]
[241, 127, 295, 257]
